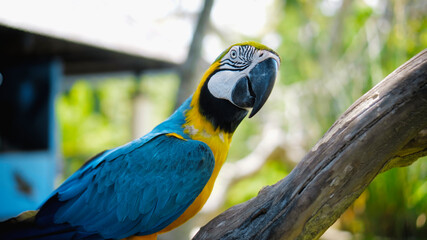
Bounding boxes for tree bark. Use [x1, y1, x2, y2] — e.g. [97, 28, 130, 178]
[193, 49, 427, 240]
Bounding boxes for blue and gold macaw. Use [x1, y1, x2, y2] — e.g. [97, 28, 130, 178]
[0, 42, 280, 240]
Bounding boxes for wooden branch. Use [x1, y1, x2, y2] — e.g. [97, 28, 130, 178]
[193, 49, 427, 240]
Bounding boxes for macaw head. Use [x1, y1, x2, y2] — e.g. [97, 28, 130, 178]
[193, 42, 281, 133]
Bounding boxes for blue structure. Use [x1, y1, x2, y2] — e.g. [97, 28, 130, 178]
[0, 24, 175, 220]
[0, 60, 60, 219]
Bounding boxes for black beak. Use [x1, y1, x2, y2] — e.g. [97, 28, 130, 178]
[231, 58, 278, 118]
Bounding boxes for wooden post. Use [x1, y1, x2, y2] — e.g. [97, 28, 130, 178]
[193, 49, 427, 240]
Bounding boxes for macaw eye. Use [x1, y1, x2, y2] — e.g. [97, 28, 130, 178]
[230, 49, 238, 59]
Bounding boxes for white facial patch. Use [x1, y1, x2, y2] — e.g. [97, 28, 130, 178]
[207, 70, 246, 101]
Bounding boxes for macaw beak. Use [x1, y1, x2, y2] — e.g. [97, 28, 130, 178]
[231, 57, 279, 118]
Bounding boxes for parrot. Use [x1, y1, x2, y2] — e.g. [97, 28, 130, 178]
[0, 42, 280, 240]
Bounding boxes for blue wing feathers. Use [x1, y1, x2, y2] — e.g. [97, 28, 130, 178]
[1, 98, 215, 240]
[33, 130, 215, 239]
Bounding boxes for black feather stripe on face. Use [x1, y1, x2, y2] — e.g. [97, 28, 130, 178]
[198, 74, 248, 133]
[219, 45, 255, 71]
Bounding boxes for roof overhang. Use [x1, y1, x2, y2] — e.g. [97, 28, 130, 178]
[0, 24, 178, 75]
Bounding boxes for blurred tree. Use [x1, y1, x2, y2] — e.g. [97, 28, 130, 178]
[175, 0, 215, 108]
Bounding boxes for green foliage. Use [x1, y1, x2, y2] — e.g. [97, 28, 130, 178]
[225, 160, 289, 208]
[56, 74, 179, 179]
[139, 72, 180, 124]
[56, 78, 136, 178]
[340, 158, 427, 239]
[227, 119, 261, 162]
[362, 159, 427, 238]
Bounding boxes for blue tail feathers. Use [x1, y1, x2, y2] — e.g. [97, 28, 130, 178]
[0, 195, 105, 240]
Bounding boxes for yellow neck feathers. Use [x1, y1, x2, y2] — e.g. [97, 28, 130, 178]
[183, 60, 233, 165]
[159, 63, 233, 233]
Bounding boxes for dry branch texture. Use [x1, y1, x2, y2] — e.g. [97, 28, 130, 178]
[194, 49, 427, 240]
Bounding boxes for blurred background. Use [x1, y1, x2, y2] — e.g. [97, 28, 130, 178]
[0, 0, 426, 239]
